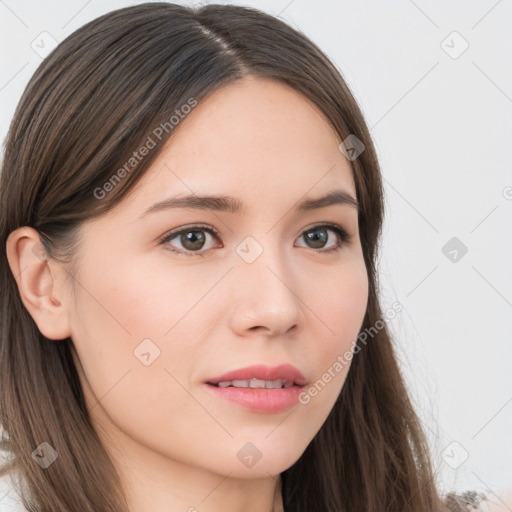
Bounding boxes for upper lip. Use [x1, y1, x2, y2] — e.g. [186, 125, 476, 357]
[206, 364, 306, 386]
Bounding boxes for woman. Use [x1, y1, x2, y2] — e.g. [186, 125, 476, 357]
[0, 3, 491, 511]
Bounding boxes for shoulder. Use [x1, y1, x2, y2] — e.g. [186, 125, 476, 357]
[444, 490, 512, 512]
[479, 495, 512, 512]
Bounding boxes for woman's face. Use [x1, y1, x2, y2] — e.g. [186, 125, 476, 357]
[64, 77, 368, 478]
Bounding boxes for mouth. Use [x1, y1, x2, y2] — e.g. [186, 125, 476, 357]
[204, 364, 307, 414]
[208, 378, 297, 389]
[206, 363, 306, 386]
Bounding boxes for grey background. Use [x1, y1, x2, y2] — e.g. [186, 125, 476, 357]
[1, 0, 511, 503]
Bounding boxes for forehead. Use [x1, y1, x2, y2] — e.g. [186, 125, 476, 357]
[114, 76, 356, 219]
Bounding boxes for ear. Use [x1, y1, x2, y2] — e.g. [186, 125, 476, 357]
[6, 226, 72, 340]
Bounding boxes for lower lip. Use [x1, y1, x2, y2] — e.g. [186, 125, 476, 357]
[204, 383, 305, 413]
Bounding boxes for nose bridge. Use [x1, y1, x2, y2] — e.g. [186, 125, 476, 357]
[236, 234, 292, 295]
[230, 234, 302, 333]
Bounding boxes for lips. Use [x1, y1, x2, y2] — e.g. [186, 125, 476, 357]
[206, 364, 307, 387]
[204, 364, 307, 414]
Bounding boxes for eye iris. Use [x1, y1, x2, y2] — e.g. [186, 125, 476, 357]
[305, 228, 328, 249]
[182, 230, 206, 251]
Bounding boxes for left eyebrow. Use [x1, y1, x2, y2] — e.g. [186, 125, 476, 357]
[297, 190, 359, 212]
[140, 189, 359, 218]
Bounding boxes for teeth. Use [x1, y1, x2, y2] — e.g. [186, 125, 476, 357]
[249, 379, 266, 388]
[216, 379, 293, 389]
[232, 379, 250, 387]
[263, 379, 283, 389]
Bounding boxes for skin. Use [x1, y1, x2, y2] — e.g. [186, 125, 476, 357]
[7, 76, 369, 512]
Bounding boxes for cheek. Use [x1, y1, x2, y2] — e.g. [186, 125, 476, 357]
[296, 258, 368, 411]
[72, 253, 213, 342]
[68, 261, 211, 460]
[68, 255, 217, 407]
[107, 258, 224, 338]
[307, 257, 369, 349]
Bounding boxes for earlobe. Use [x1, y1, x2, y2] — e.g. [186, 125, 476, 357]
[6, 226, 72, 340]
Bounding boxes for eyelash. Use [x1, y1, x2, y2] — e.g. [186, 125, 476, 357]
[158, 223, 352, 258]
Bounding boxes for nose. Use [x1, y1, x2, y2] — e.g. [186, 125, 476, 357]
[228, 243, 304, 338]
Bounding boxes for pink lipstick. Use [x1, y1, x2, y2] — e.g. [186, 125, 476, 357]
[204, 364, 306, 414]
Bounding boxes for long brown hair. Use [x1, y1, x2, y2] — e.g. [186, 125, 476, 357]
[0, 3, 485, 511]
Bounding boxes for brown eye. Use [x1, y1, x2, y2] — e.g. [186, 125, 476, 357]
[176, 230, 207, 251]
[159, 222, 351, 258]
[160, 225, 220, 257]
[296, 224, 351, 253]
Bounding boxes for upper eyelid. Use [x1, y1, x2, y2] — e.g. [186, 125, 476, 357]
[160, 223, 349, 248]
[162, 224, 219, 240]
[161, 222, 345, 238]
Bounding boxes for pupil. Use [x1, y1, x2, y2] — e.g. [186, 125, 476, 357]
[179, 228, 328, 251]
[182, 230, 205, 250]
[306, 229, 327, 249]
